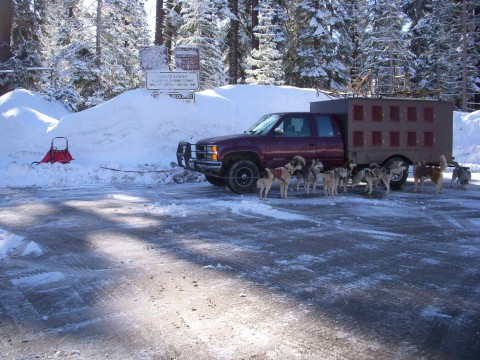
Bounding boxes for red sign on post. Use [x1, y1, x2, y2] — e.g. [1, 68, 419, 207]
[175, 47, 200, 72]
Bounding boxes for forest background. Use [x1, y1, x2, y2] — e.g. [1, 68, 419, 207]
[0, 0, 479, 112]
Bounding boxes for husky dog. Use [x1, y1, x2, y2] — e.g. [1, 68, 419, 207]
[338, 159, 357, 192]
[413, 155, 448, 194]
[257, 168, 274, 200]
[351, 167, 378, 194]
[301, 159, 324, 194]
[317, 169, 338, 196]
[450, 161, 471, 190]
[351, 161, 406, 195]
[268, 155, 306, 199]
[274, 155, 306, 198]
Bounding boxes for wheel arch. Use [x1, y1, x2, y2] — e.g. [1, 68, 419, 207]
[222, 151, 262, 173]
[381, 155, 413, 167]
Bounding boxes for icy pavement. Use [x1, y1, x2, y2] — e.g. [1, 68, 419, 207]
[0, 179, 479, 359]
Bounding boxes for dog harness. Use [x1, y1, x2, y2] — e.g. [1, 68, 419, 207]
[274, 167, 294, 179]
[274, 168, 283, 179]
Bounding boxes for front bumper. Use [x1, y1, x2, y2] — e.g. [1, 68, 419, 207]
[176, 141, 222, 175]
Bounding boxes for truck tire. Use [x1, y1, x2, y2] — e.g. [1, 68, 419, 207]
[227, 160, 259, 194]
[205, 175, 225, 187]
[384, 157, 409, 188]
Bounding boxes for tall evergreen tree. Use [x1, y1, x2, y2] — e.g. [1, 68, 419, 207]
[177, 0, 227, 90]
[293, 0, 352, 89]
[7, 0, 44, 91]
[245, 0, 284, 85]
[0, 0, 14, 95]
[360, 0, 414, 95]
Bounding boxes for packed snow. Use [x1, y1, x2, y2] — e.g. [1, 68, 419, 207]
[0, 85, 479, 188]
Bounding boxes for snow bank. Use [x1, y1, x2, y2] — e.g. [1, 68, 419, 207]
[453, 110, 480, 169]
[0, 85, 478, 188]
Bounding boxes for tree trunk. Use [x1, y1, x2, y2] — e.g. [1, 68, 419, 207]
[251, 0, 259, 50]
[228, 0, 239, 83]
[155, 0, 164, 45]
[96, 0, 102, 66]
[461, 0, 467, 111]
[0, 0, 13, 95]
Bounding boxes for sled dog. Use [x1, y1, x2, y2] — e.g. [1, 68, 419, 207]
[450, 161, 471, 190]
[257, 168, 274, 200]
[351, 161, 406, 195]
[258, 156, 306, 199]
[413, 155, 448, 194]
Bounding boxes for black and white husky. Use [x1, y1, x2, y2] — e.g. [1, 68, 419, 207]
[450, 161, 471, 190]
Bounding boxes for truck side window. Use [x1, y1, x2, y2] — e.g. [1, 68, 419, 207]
[276, 116, 311, 137]
[315, 115, 334, 137]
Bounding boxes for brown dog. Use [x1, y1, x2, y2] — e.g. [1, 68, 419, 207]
[413, 155, 448, 193]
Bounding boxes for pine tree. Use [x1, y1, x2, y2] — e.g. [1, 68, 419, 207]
[0, 0, 14, 95]
[44, 0, 98, 110]
[410, 0, 479, 109]
[293, 0, 352, 89]
[7, 0, 44, 91]
[177, 0, 227, 90]
[92, 0, 150, 105]
[245, 0, 284, 85]
[360, 0, 414, 95]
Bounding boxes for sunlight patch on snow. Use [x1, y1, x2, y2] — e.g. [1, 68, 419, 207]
[421, 306, 454, 319]
[109, 194, 147, 202]
[11, 271, 65, 287]
[147, 202, 190, 217]
[352, 228, 406, 241]
[215, 200, 309, 221]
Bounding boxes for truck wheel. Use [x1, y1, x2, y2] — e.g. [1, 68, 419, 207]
[205, 175, 225, 187]
[227, 160, 259, 194]
[384, 157, 409, 188]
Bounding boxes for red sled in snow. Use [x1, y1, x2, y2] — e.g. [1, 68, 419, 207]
[32, 137, 74, 165]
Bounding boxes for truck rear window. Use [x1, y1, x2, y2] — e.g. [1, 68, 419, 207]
[315, 115, 334, 137]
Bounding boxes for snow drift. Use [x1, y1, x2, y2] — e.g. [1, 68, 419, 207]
[0, 85, 478, 187]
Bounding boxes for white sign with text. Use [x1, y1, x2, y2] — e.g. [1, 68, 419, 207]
[145, 71, 199, 91]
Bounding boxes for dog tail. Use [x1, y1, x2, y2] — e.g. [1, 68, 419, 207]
[440, 155, 447, 171]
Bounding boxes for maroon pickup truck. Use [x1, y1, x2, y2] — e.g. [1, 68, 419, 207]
[176, 97, 453, 194]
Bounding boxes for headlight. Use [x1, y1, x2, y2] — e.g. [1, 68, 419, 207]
[207, 145, 218, 160]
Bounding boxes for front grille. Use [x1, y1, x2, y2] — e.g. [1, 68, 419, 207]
[196, 145, 208, 159]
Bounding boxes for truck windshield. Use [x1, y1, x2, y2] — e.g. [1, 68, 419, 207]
[246, 114, 282, 135]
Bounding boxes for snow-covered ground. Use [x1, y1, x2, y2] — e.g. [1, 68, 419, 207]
[0, 85, 479, 187]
